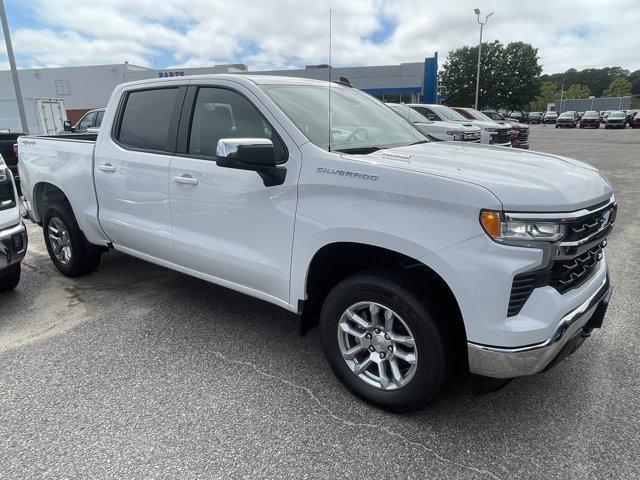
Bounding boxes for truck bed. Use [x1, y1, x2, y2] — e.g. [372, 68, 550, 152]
[18, 134, 108, 246]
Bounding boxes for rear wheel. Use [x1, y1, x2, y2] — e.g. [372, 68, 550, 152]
[320, 271, 448, 412]
[0, 263, 21, 292]
[43, 203, 102, 277]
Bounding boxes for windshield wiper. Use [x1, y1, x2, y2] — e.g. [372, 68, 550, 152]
[334, 146, 382, 154]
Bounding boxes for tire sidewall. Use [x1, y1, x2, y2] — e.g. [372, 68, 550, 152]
[0, 263, 21, 292]
[321, 275, 445, 411]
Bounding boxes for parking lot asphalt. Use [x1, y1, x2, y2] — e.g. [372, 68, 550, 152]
[1, 124, 639, 479]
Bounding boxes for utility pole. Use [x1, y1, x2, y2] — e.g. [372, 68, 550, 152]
[474, 9, 494, 110]
[0, 0, 28, 133]
[559, 84, 564, 113]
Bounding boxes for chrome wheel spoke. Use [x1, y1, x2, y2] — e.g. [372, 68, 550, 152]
[384, 309, 394, 331]
[353, 354, 373, 375]
[339, 320, 366, 340]
[345, 310, 370, 330]
[343, 344, 364, 360]
[394, 349, 417, 365]
[388, 333, 415, 348]
[389, 358, 403, 386]
[377, 360, 391, 389]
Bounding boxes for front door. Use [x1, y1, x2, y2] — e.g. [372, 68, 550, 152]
[169, 84, 300, 306]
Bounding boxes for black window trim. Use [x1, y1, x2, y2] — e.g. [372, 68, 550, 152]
[174, 84, 289, 165]
[111, 85, 188, 155]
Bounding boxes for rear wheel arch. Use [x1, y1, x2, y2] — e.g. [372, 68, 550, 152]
[33, 182, 69, 224]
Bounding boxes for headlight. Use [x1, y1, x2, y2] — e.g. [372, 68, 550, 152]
[484, 127, 499, 132]
[480, 210, 566, 242]
[446, 130, 465, 141]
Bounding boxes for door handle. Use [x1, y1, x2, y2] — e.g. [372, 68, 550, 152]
[98, 163, 116, 173]
[172, 175, 199, 186]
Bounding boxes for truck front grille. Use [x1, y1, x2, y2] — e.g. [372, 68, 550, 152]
[550, 242, 604, 293]
[0, 168, 16, 211]
[491, 129, 511, 145]
[506, 201, 616, 316]
[518, 129, 529, 142]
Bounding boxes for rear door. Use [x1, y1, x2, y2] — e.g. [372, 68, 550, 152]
[94, 86, 186, 262]
[168, 81, 300, 306]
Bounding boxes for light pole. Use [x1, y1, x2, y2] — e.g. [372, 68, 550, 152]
[0, 0, 28, 133]
[559, 84, 564, 113]
[474, 9, 494, 110]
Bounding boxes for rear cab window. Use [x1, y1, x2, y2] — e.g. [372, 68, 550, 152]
[116, 88, 180, 152]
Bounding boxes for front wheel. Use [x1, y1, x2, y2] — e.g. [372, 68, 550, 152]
[0, 263, 21, 292]
[43, 203, 102, 277]
[320, 271, 448, 412]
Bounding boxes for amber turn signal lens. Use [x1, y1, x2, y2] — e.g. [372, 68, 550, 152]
[480, 211, 501, 238]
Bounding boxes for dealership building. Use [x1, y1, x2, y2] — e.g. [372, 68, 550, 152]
[0, 54, 439, 135]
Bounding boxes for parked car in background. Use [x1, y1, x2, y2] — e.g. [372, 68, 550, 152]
[626, 110, 639, 125]
[579, 111, 601, 128]
[387, 103, 481, 143]
[577, 112, 584, 120]
[482, 111, 519, 123]
[0, 131, 23, 189]
[528, 112, 543, 124]
[543, 111, 558, 124]
[410, 104, 511, 146]
[0, 154, 27, 292]
[18, 74, 616, 411]
[601, 111, 615, 124]
[61, 108, 106, 134]
[632, 113, 640, 129]
[604, 111, 627, 129]
[479, 110, 530, 149]
[555, 111, 579, 128]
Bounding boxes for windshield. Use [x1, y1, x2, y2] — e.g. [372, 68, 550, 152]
[546, 112, 557, 116]
[427, 105, 468, 122]
[483, 112, 503, 120]
[261, 85, 426, 152]
[388, 104, 430, 123]
[559, 112, 574, 118]
[609, 112, 625, 118]
[465, 109, 496, 122]
[583, 111, 599, 118]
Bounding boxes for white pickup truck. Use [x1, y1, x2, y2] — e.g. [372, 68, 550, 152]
[18, 75, 615, 411]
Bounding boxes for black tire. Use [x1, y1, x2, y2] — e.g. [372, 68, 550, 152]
[43, 203, 101, 277]
[320, 270, 448, 412]
[0, 263, 21, 292]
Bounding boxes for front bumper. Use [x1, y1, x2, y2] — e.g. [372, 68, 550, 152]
[0, 222, 27, 269]
[467, 274, 612, 378]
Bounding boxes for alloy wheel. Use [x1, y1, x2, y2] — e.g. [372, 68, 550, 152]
[48, 217, 72, 265]
[337, 301, 418, 391]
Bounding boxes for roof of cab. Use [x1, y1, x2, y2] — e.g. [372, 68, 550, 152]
[119, 74, 333, 89]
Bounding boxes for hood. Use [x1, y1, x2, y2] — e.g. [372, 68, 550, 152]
[451, 119, 510, 130]
[360, 142, 613, 212]
[415, 121, 480, 131]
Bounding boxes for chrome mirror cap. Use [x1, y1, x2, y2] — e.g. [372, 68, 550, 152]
[216, 138, 273, 158]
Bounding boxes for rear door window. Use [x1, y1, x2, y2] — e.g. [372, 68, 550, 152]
[117, 88, 179, 152]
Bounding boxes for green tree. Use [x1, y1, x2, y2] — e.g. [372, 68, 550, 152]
[563, 84, 590, 99]
[501, 42, 542, 111]
[629, 70, 640, 95]
[603, 76, 632, 97]
[533, 81, 558, 111]
[440, 40, 506, 108]
[542, 67, 629, 97]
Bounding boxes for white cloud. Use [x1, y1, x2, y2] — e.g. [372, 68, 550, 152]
[1, 0, 638, 73]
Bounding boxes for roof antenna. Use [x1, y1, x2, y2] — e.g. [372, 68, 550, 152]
[328, 8, 332, 152]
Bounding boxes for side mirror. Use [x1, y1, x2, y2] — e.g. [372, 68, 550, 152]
[427, 114, 437, 121]
[216, 138, 286, 187]
[63, 120, 74, 132]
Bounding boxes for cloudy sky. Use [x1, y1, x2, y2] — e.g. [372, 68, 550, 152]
[1, 0, 638, 74]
